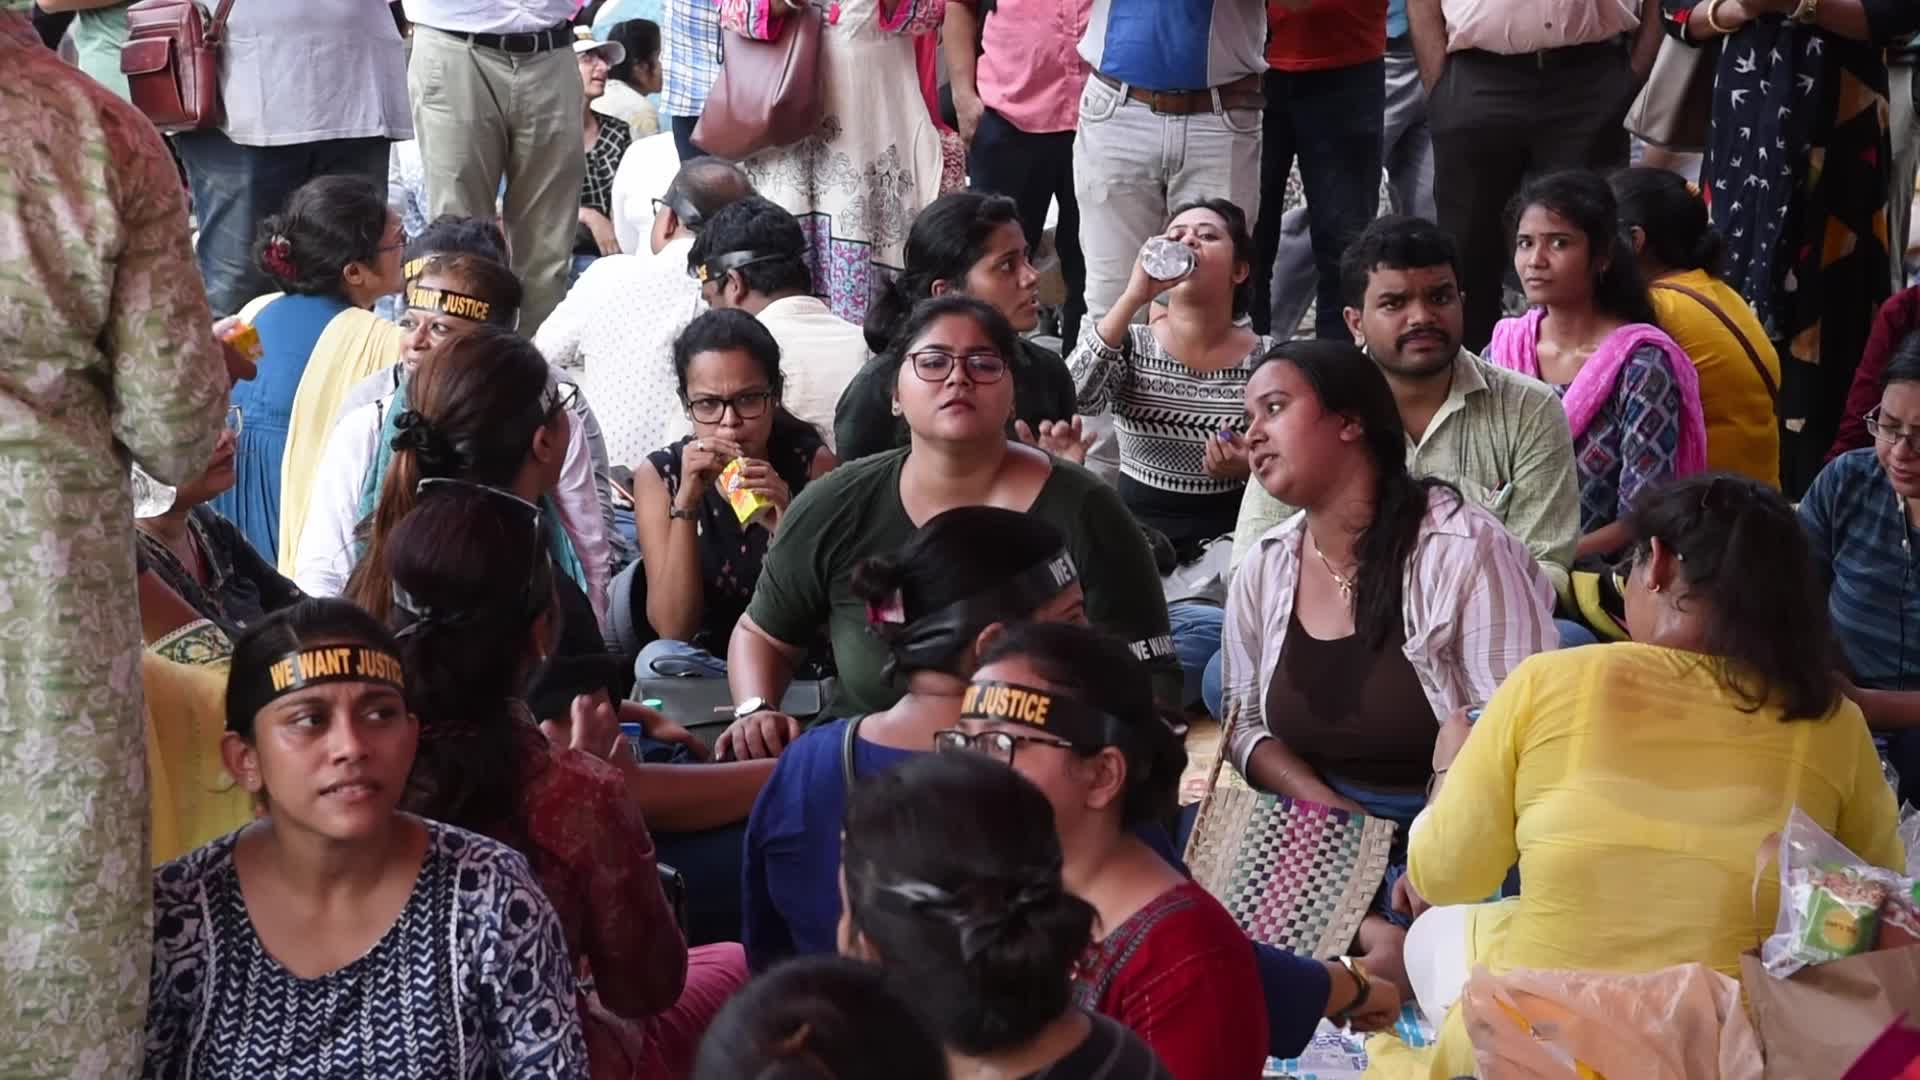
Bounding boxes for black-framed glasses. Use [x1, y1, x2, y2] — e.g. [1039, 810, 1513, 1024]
[932, 728, 1075, 765]
[906, 349, 1008, 384]
[1866, 407, 1920, 454]
[686, 389, 773, 423]
[544, 381, 581, 416]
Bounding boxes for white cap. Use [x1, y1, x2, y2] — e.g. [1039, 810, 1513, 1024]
[573, 26, 626, 65]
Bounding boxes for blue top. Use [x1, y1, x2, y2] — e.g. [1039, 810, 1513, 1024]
[1079, 0, 1267, 92]
[1388, 0, 1408, 39]
[1800, 449, 1920, 692]
[210, 293, 349, 563]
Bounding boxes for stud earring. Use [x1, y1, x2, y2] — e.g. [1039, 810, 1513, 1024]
[889, 400, 902, 417]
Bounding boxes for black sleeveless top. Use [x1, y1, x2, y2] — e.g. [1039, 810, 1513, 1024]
[645, 426, 823, 655]
[1265, 608, 1437, 792]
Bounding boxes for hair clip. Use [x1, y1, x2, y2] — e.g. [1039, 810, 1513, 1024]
[865, 589, 906, 627]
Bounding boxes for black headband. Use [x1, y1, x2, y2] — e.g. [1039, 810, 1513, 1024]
[227, 645, 406, 730]
[960, 679, 1129, 748]
[868, 551, 1078, 674]
[691, 249, 788, 285]
[405, 282, 498, 325]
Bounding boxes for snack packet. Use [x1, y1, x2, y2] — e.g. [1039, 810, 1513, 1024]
[1763, 808, 1906, 977]
[718, 458, 773, 526]
[221, 320, 262, 362]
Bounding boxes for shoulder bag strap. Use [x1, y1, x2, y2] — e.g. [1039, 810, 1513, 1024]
[840, 714, 866, 799]
[206, 0, 239, 41]
[1651, 280, 1779, 404]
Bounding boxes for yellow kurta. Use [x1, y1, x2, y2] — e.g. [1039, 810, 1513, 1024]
[1650, 269, 1783, 488]
[143, 652, 253, 866]
[1369, 644, 1901, 1078]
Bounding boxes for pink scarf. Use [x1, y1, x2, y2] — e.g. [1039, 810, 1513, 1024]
[1487, 307, 1709, 475]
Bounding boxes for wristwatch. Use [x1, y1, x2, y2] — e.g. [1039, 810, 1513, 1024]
[1330, 956, 1372, 1029]
[668, 503, 698, 521]
[734, 696, 771, 721]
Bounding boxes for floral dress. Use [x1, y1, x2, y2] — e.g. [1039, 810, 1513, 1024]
[0, 15, 231, 1076]
[722, 0, 960, 322]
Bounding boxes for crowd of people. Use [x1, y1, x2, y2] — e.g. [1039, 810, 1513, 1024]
[7, 0, 1920, 1076]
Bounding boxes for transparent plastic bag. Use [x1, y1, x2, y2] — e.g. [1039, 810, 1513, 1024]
[1762, 808, 1912, 978]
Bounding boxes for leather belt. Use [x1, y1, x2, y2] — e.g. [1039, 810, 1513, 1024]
[431, 22, 572, 54]
[1091, 71, 1265, 115]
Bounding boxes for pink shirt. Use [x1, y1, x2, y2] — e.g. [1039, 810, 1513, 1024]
[1440, 0, 1640, 55]
[956, 0, 1092, 134]
[1222, 488, 1557, 775]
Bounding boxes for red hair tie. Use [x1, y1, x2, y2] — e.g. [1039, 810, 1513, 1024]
[263, 235, 298, 280]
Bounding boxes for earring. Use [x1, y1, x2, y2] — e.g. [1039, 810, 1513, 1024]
[1648, 582, 1662, 594]
[889, 401, 902, 417]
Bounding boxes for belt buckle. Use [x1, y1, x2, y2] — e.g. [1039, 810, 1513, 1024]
[502, 30, 539, 53]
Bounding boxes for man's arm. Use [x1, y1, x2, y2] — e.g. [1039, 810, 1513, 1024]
[1631, 0, 1665, 79]
[1407, 0, 1450, 92]
[945, 1, 985, 144]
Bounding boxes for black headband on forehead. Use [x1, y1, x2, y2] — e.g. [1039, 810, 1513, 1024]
[404, 282, 505, 326]
[867, 550, 1079, 673]
[226, 644, 407, 731]
[690, 249, 788, 286]
[960, 679, 1129, 748]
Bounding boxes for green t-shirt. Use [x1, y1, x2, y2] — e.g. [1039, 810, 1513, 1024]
[746, 448, 1178, 717]
[72, 4, 134, 102]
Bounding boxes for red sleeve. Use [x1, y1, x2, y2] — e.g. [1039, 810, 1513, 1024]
[1830, 287, 1920, 461]
[534, 752, 688, 1017]
[1098, 893, 1269, 1080]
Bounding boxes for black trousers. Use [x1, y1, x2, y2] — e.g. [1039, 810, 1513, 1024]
[968, 106, 1086, 346]
[1429, 42, 1638, 349]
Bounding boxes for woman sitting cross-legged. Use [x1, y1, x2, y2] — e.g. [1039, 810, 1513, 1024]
[717, 295, 1176, 761]
[1377, 473, 1903, 1079]
[387, 482, 748, 1078]
[742, 506, 1090, 970]
[1222, 339, 1559, 997]
[1484, 169, 1708, 560]
[840, 751, 1175, 1080]
[144, 599, 586, 1077]
[633, 309, 836, 682]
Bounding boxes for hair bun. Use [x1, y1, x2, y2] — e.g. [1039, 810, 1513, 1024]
[261, 233, 299, 280]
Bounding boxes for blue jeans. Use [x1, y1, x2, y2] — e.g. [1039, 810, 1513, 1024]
[1554, 617, 1600, 648]
[171, 131, 390, 316]
[1168, 601, 1225, 710]
[635, 638, 728, 681]
[1252, 60, 1386, 339]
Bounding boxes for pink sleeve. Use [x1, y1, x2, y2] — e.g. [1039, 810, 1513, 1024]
[718, 0, 786, 40]
[875, 0, 945, 36]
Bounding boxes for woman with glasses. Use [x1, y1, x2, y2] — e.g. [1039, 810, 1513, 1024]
[135, 405, 303, 636]
[1067, 199, 1271, 554]
[633, 310, 836, 682]
[715, 295, 1175, 762]
[1801, 336, 1920, 799]
[742, 506, 1089, 970]
[1382, 473, 1900, 1079]
[944, 622, 1399, 1078]
[213, 175, 408, 564]
[385, 483, 749, 1079]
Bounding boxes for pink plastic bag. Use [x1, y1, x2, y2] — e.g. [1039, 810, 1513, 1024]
[1461, 963, 1764, 1080]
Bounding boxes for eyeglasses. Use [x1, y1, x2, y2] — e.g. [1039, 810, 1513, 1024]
[544, 381, 581, 416]
[225, 406, 243, 437]
[405, 478, 550, 624]
[686, 389, 773, 423]
[1866, 407, 1920, 454]
[932, 728, 1075, 765]
[906, 349, 1009, 384]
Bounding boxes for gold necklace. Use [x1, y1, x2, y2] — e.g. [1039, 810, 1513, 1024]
[1311, 538, 1358, 602]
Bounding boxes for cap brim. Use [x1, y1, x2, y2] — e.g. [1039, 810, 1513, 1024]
[575, 41, 626, 65]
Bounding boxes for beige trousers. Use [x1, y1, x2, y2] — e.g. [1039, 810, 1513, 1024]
[408, 27, 585, 334]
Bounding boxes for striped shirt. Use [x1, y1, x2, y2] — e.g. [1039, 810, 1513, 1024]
[661, 0, 722, 117]
[1223, 488, 1559, 774]
[1800, 449, 1920, 692]
[1068, 323, 1271, 498]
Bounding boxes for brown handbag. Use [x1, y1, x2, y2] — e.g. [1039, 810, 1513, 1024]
[120, 0, 237, 134]
[1624, 35, 1721, 152]
[692, 2, 825, 161]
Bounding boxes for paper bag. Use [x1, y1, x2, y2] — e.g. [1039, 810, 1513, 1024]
[1741, 946, 1920, 1080]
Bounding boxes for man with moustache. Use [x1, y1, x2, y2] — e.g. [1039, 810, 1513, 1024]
[1230, 214, 1580, 588]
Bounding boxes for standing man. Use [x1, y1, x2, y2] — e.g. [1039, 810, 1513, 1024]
[661, 0, 722, 161]
[1251, 0, 1388, 340]
[172, 1, 410, 317]
[1073, 0, 1269, 322]
[1, 13, 231, 1075]
[1408, 0, 1661, 348]
[947, 0, 1093, 346]
[404, 0, 583, 335]
[1890, 36, 1918, 290]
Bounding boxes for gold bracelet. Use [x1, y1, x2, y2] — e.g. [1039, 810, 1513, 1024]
[1705, 0, 1739, 35]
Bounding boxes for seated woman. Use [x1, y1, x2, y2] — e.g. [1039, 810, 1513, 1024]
[1485, 169, 1708, 559]
[1385, 473, 1902, 1079]
[1801, 339, 1920, 801]
[135, 408, 302, 636]
[840, 752, 1173, 1079]
[145, 599, 586, 1076]
[719, 296, 1175, 760]
[213, 175, 406, 564]
[1067, 199, 1270, 555]
[1612, 166, 1782, 488]
[593, 19, 663, 135]
[1222, 339, 1558, 997]
[834, 190, 1077, 462]
[299, 259, 618, 615]
[386, 485, 747, 1078]
[743, 507, 1089, 968]
[634, 309, 835, 681]
[944, 622, 1270, 1078]
[691, 955, 949, 1080]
